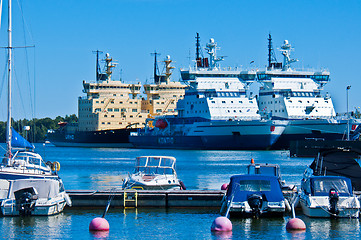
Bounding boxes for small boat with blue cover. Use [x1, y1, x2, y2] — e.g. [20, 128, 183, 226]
[220, 174, 286, 218]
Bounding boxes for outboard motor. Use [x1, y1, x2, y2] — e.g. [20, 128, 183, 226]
[14, 187, 38, 216]
[247, 194, 263, 218]
[329, 188, 339, 216]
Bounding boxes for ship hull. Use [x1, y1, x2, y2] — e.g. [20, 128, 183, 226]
[47, 128, 137, 148]
[271, 119, 361, 150]
[130, 120, 287, 150]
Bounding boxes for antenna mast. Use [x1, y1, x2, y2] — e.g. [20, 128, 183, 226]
[196, 32, 200, 60]
[151, 51, 161, 84]
[93, 50, 103, 82]
[267, 34, 277, 69]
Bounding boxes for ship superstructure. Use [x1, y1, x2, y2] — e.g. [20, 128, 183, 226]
[78, 53, 148, 131]
[257, 35, 360, 149]
[130, 34, 288, 150]
[179, 36, 259, 121]
[141, 53, 186, 117]
[258, 35, 334, 120]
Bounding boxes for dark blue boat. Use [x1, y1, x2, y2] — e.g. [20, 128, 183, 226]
[220, 174, 285, 217]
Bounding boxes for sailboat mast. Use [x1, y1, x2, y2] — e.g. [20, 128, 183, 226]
[6, 0, 12, 156]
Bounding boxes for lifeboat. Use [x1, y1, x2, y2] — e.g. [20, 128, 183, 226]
[155, 119, 168, 129]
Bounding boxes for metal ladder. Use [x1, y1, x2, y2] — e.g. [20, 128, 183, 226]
[123, 189, 140, 208]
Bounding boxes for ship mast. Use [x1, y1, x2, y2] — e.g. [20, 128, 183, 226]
[151, 51, 161, 84]
[6, 0, 13, 157]
[267, 34, 278, 70]
[93, 50, 103, 82]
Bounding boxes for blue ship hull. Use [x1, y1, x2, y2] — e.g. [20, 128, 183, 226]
[130, 134, 279, 150]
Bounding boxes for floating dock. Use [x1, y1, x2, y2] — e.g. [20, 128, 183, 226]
[67, 189, 297, 208]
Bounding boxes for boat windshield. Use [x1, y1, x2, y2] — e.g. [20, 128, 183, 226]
[136, 166, 174, 175]
[237, 180, 271, 192]
[311, 178, 351, 196]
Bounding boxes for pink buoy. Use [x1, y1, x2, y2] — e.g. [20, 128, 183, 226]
[286, 218, 306, 231]
[89, 217, 110, 231]
[221, 183, 228, 190]
[211, 216, 232, 232]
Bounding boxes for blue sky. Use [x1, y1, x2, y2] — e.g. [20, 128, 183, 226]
[0, 0, 360, 120]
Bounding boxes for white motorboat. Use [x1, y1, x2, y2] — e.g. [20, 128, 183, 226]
[0, 178, 71, 216]
[299, 175, 360, 218]
[122, 156, 185, 190]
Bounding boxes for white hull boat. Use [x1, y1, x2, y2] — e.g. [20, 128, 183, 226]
[299, 175, 360, 218]
[122, 156, 185, 190]
[0, 179, 71, 216]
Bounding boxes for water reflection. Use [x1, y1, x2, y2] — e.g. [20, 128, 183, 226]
[0, 213, 72, 239]
[211, 230, 233, 240]
[90, 230, 109, 240]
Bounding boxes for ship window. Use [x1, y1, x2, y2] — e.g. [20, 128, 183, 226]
[239, 101, 242, 103]
[132, 109, 138, 112]
[95, 108, 101, 112]
[231, 101, 233, 103]
[156, 109, 162, 113]
[108, 122, 110, 124]
[104, 115, 108, 117]
[222, 101, 226, 103]
[211, 101, 215, 103]
[298, 100, 302, 103]
[250, 101, 253, 103]
[139, 115, 142, 118]
[119, 101, 123, 104]
[101, 101, 104, 103]
[234, 110, 236, 113]
[239, 110, 242, 112]
[111, 115, 114, 118]
[227, 110, 230, 113]
[108, 108, 113, 112]
[315, 101, 318, 103]
[325, 101, 328, 103]
[130, 115, 133, 118]
[102, 122, 105, 124]
[110, 101, 114, 104]
[96, 101, 99, 103]
[114, 108, 119, 112]
[121, 108, 126, 112]
[113, 94, 116, 96]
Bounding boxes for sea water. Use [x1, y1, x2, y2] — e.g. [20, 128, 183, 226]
[0, 144, 360, 239]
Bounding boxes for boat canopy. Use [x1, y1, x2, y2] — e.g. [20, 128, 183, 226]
[310, 148, 361, 191]
[134, 156, 176, 175]
[225, 175, 283, 202]
[307, 176, 353, 197]
[8, 179, 61, 199]
[11, 128, 34, 150]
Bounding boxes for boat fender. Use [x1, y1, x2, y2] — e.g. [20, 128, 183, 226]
[179, 180, 186, 190]
[52, 161, 61, 171]
[284, 198, 291, 212]
[65, 193, 72, 207]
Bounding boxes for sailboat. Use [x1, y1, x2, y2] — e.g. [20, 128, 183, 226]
[0, 0, 71, 216]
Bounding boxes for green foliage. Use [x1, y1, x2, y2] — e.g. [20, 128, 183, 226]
[0, 115, 78, 143]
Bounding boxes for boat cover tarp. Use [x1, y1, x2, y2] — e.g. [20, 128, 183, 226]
[309, 176, 353, 196]
[9, 179, 60, 198]
[310, 148, 361, 191]
[11, 128, 34, 150]
[226, 174, 284, 202]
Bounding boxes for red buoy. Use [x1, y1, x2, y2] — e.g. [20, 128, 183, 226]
[211, 216, 232, 232]
[286, 218, 306, 231]
[89, 217, 110, 231]
[221, 183, 228, 190]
